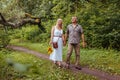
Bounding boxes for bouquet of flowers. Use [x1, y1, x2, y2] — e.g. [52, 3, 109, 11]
[47, 46, 53, 55]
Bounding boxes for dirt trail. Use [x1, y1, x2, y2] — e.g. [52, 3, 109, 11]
[7, 45, 120, 80]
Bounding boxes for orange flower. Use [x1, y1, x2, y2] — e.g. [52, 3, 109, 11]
[47, 46, 53, 54]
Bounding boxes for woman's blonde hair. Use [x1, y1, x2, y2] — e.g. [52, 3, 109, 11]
[56, 18, 63, 28]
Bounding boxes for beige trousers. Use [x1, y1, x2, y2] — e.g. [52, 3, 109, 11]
[66, 43, 80, 66]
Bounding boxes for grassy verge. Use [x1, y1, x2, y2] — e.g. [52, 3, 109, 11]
[11, 40, 48, 54]
[10, 40, 120, 75]
[0, 49, 97, 80]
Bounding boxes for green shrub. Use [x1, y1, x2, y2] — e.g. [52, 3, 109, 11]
[0, 32, 10, 48]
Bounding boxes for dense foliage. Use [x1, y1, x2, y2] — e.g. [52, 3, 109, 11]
[0, 0, 120, 50]
[0, 30, 10, 48]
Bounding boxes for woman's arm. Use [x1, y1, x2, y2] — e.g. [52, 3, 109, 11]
[49, 26, 54, 44]
[62, 34, 65, 46]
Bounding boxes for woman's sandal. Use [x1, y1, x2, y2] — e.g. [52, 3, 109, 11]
[58, 64, 62, 68]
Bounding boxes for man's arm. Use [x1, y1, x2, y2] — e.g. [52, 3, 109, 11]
[64, 26, 69, 46]
[81, 33, 86, 48]
[64, 33, 68, 46]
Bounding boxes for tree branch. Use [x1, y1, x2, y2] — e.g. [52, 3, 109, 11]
[0, 13, 43, 29]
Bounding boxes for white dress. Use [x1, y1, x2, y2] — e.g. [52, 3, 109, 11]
[49, 26, 63, 61]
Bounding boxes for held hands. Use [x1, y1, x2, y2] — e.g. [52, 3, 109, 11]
[63, 41, 66, 46]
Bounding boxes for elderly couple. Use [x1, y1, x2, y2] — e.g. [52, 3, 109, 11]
[49, 17, 85, 70]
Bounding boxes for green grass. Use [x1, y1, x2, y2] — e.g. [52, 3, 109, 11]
[10, 40, 48, 54]
[80, 49, 120, 75]
[0, 49, 97, 80]
[10, 40, 120, 75]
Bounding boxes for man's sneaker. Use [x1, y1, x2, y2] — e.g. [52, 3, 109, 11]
[65, 64, 70, 69]
[75, 66, 82, 70]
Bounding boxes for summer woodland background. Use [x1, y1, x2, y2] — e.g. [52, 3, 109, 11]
[0, 0, 120, 80]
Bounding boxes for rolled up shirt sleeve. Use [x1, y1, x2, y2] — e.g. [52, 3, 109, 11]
[80, 25, 83, 33]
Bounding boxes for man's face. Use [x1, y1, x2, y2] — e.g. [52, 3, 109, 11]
[72, 17, 77, 23]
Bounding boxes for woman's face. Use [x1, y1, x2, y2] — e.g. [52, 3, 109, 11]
[57, 19, 62, 26]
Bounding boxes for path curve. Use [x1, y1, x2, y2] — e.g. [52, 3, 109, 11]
[7, 45, 120, 80]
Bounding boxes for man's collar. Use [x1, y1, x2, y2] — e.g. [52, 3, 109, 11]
[71, 24, 78, 27]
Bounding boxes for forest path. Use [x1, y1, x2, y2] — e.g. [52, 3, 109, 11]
[7, 45, 120, 80]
